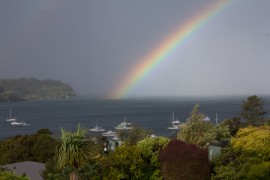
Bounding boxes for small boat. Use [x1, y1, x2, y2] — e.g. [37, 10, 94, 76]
[167, 124, 179, 130]
[168, 112, 180, 130]
[172, 119, 180, 124]
[6, 109, 16, 122]
[11, 121, 30, 127]
[102, 130, 116, 137]
[89, 121, 105, 132]
[112, 136, 119, 141]
[203, 115, 211, 122]
[115, 117, 133, 130]
[171, 112, 180, 124]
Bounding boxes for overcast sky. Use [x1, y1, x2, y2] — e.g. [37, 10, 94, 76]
[0, 0, 269, 98]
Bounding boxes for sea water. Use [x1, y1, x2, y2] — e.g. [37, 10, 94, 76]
[0, 96, 269, 140]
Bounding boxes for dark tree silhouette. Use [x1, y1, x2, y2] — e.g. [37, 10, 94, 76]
[159, 139, 210, 180]
[241, 95, 266, 125]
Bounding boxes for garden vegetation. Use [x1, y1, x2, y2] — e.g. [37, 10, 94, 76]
[0, 95, 269, 179]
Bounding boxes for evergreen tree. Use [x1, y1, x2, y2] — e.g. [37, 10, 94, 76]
[177, 104, 215, 148]
[241, 95, 266, 125]
[177, 104, 230, 148]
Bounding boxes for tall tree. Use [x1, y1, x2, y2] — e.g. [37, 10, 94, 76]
[137, 136, 170, 179]
[56, 125, 99, 180]
[177, 104, 215, 148]
[241, 95, 266, 125]
[177, 104, 230, 148]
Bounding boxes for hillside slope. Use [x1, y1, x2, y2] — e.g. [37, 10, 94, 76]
[0, 78, 76, 102]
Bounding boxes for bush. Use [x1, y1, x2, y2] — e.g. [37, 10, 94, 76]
[159, 139, 210, 180]
[247, 161, 270, 179]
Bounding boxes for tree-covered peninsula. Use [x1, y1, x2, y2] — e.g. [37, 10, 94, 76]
[0, 78, 76, 102]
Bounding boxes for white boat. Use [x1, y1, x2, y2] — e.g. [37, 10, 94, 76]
[168, 112, 180, 130]
[171, 112, 180, 124]
[102, 130, 116, 137]
[203, 115, 211, 122]
[6, 109, 16, 122]
[89, 121, 105, 132]
[11, 121, 30, 127]
[112, 136, 120, 141]
[172, 119, 180, 124]
[115, 117, 133, 130]
[167, 124, 179, 130]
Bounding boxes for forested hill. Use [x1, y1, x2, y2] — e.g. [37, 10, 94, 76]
[0, 78, 76, 102]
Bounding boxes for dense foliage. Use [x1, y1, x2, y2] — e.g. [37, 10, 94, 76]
[241, 95, 266, 125]
[177, 104, 230, 148]
[159, 139, 211, 180]
[221, 117, 241, 136]
[117, 126, 153, 145]
[0, 129, 57, 165]
[0, 78, 76, 102]
[97, 136, 168, 180]
[0, 167, 29, 180]
[42, 155, 102, 180]
[43, 125, 100, 179]
[1, 95, 269, 179]
[137, 136, 170, 179]
[231, 125, 270, 160]
[101, 144, 146, 179]
[211, 125, 270, 179]
[44, 133, 169, 180]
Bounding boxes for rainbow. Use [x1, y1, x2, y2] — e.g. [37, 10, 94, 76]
[110, 0, 232, 99]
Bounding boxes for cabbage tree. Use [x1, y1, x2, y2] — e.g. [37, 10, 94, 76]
[56, 124, 99, 179]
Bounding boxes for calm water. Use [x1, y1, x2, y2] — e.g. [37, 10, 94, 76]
[0, 96, 269, 140]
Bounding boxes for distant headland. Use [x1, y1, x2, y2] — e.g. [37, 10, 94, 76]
[0, 78, 76, 102]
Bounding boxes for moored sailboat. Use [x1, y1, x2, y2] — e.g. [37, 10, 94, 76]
[115, 117, 133, 130]
[6, 109, 16, 122]
[11, 121, 30, 127]
[167, 112, 180, 130]
[89, 121, 105, 132]
[102, 130, 116, 137]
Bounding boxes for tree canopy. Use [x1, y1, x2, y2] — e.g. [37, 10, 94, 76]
[241, 95, 266, 125]
[159, 139, 210, 180]
[212, 125, 270, 179]
[56, 125, 100, 179]
[0, 129, 57, 164]
[231, 125, 270, 159]
[177, 104, 230, 148]
[56, 125, 99, 170]
[137, 136, 170, 179]
[0, 78, 76, 102]
[117, 126, 153, 145]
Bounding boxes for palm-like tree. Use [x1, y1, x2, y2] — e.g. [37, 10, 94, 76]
[56, 124, 99, 179]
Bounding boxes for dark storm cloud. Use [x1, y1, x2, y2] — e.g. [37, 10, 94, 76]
[0, 0, 270, 97]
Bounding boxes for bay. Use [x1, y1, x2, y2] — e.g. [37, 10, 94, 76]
[0, 96, 269, 140]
